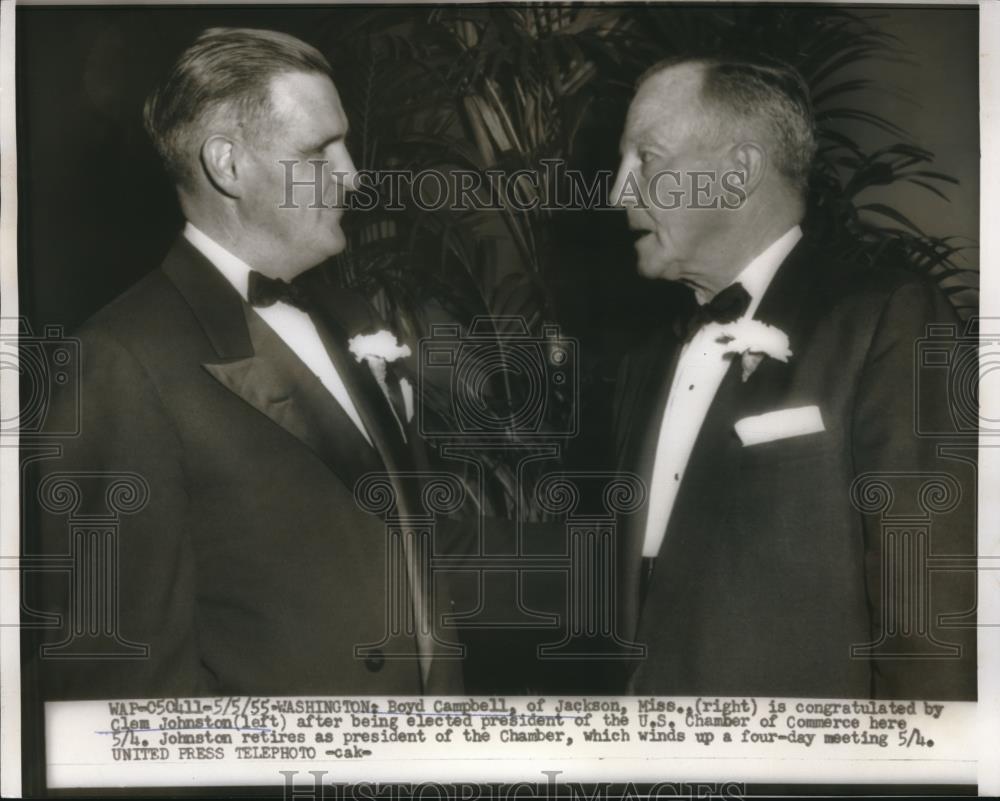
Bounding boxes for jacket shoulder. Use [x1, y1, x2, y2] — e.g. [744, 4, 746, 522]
[77, 269, 180, 339]
[801, 243, 957, 325]
[815, 241, 942, 293]
[75, 269, 191, 350]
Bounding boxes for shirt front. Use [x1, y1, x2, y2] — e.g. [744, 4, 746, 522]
[183, 222, 373, 446]
[641, 225, 803, 557]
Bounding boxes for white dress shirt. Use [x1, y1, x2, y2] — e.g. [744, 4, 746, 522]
[641, 225, 803, 557]
[183, 222, 374, 446]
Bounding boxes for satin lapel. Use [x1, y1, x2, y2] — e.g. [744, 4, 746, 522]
[310, 312, 411, 475]
[162, 235, 253, 360]
[161, 235, 384, 490]
[616, 325, 682, 640]
[299, 279, 426, 478]
[750, 237, 816, 364]
[659, 355, 744, 553]
[617, 326, 680, 473]
[305, 290, 432, 687]
[203, 308, 384, 490]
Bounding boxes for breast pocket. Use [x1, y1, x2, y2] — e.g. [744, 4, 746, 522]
[738, 428, 840, 467]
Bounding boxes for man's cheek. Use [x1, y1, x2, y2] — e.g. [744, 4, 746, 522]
[646, 213, 673, 248]
[648, 172, 686, 211]
[638, 230, 668, 264]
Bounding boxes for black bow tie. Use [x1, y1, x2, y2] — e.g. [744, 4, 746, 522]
[247, 270, 311, 311]
[673, 282, 751, 342]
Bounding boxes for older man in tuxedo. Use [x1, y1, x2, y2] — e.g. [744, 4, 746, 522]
[36, 27, 461, 699]
[610, 56, 975, 699]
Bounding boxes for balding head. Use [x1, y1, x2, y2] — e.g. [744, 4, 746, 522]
[638, 57, 816, 194]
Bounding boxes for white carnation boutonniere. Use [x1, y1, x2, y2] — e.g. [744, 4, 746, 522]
[348, 330, 415, 424]
[706, 318, 793, 382]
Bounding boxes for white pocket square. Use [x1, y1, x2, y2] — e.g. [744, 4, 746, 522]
[734, 405, 825, 447]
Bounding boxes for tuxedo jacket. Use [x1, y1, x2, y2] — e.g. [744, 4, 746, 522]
[35, 235, 464, 699]
[613, 237, 976, 700]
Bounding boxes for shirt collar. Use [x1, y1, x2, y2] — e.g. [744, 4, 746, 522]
[729, 224, 803, 318]
[183, 221, 253, 302]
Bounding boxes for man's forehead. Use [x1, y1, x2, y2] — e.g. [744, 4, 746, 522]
[624, 63, 706, 139]
[269, 71, 346, 125]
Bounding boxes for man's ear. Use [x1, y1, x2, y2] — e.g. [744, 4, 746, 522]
[725, 141, 768, 203]
[200, 135, 243, 198]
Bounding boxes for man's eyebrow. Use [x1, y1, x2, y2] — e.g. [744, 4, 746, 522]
[633, 130, 667, 152]
[619, 127, 662, 155]
[305, 131, 348, 152]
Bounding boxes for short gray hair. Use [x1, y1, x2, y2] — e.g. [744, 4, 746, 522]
[143, 27, 333, 186]
[641, 56, 817, 194]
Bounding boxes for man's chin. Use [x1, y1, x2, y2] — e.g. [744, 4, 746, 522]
[317, 229, 348, 261]
[282, 238, 347, 278]
[636, 255, 681, 283]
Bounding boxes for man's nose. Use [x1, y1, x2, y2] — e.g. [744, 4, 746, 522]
[340, 152, 359, 193]
[610, 160, 637, 209]
[330, 146, 358, 193]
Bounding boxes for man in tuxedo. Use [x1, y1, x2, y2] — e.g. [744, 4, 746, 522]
[36, 27, 462, 698]
[610, 56, 975, 699]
